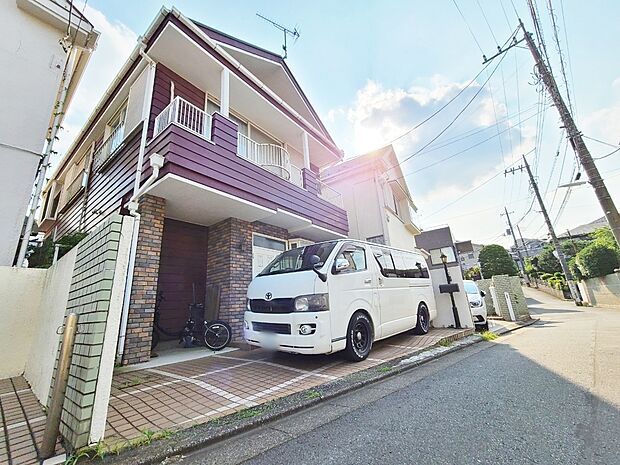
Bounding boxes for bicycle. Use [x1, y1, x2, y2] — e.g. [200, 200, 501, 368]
[151, 285, 232, 351]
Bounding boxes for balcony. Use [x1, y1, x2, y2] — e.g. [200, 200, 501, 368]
[154, 96, 212, 140]
[237, 133, 303, 188]
[317, 180, 344, 209]
[93, 123, 125, 171]
[145, 114, 348, 239]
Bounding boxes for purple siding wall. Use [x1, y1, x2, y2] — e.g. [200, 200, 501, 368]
[51, 128, 142, 238]
[147, 115, 348, 235]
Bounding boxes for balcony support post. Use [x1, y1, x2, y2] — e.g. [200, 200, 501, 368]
[302, 131, 310, 169]
[220, 68, 230, 118]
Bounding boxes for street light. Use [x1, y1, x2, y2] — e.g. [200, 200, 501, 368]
[439, 251, 461, 329]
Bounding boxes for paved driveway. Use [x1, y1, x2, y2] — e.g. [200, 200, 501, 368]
[106, 327, 471, 446]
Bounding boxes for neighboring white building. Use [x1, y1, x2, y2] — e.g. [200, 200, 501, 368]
[322, 145, 421, 250]
[455, 240, 484, 271]
[0, 0, 98, 265]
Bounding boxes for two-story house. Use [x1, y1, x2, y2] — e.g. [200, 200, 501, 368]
[0, 0, 99, 265]
[322, 145, 420, 251]
[39, 7, 348, 365]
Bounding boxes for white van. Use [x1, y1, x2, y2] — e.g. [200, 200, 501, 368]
[244, 240, 436, 361]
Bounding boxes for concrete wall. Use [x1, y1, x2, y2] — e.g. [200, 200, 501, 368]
[429, 266, 474, 329]
[0, 267, 46, 378]
[0, 0, 68, 265]
[385, 209, 415, 251]
[23, 247, 78, 402]
[579, 272, 620, 308]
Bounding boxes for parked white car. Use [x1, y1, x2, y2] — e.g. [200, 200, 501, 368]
[464, 280, 488, 331]
[244, 240, 437, 361]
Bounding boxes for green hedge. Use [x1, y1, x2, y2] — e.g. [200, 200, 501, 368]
[576, 243, 620, 279]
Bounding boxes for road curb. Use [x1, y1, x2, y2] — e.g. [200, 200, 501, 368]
[101, 321, 536, 465]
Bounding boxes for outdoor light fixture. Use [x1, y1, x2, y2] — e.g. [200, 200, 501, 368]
[438, 251, 461, 329]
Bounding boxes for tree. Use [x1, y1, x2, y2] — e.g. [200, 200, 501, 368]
[479, 244, 519, 277]
[576, 241, 620, 279]
[464, 266, 481, 280]
[535, 244, 562, 274]
[591, 227, 619, 251]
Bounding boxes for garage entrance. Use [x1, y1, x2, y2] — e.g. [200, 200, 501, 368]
[252, 234, 287, 277]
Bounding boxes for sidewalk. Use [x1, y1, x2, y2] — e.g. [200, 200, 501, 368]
[0, 377, 61, 465]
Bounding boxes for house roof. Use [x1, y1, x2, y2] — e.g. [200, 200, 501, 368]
[48, 7, 341, 186]
[191, 19, 336, 146]
[558, 217, 608, 238]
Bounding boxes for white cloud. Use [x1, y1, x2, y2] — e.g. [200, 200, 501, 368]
[53, 5, 138, 165]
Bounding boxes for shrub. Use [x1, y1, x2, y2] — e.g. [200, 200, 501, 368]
[539, 273, 553, 281]
[27, 232, 87, 268]
[536, 245, 562, 274]
[479, 245, 519, 278]
[576, 242, 620, 279]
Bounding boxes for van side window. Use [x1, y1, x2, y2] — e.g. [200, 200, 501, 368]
[335, 246, 367, 273]
[371, 247, 398, 277]
[372, 248, 430, 279]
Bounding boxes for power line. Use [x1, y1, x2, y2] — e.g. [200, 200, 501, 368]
[582, 134, 619, 148]
[452, 0, 485, 54]
[547, 0, 574, 115]
[476, 0, 500, 45]
[594, 147, 620, 161]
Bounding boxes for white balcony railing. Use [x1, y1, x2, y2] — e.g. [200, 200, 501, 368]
[237, 133, 300, 183]
[154, 96, 212, 140]
[93, 123, 125, 171]
[317, 180, 344, 208]
[290, 165, 304, 188]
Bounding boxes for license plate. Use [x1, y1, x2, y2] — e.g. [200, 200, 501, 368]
[262, 332, 279, 350]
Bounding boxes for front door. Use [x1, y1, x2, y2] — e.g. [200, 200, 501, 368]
[252, 234, 287, 277]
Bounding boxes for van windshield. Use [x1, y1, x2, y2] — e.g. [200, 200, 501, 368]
[258, 241, 338, 277]
[463, 281, 479, 295]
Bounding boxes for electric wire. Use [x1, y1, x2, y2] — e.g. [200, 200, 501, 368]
[452, 0, 485, 54]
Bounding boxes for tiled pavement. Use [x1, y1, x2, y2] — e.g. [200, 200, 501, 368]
[0, 327, 473, 463]
[0, 377, 60, 465]
[105, 327, 471, 446]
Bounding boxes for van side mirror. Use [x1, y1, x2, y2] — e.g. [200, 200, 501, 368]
[334, 258, 349, 273]
[480, 290, 486, 298]
[310, 254, 327, 282]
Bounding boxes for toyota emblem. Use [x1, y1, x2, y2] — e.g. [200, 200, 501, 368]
[265, 292, 273, 301]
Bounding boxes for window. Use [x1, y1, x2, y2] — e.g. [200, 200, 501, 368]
[372, 248, 429, 278]
[334, 245, 367, 273]
[366, 235, 385, 245]
[429, 247, 457, 265]
[207, 99, 248, 136]
[253, 235, 287, 251]
[467, 253, 475, 259]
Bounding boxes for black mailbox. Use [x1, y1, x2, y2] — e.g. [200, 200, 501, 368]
[439, 283, 460, 294]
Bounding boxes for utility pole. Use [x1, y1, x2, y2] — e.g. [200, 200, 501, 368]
[520, 19, 620, 249]
[501, 207, 526, 277]
[507, 157, 582, 304]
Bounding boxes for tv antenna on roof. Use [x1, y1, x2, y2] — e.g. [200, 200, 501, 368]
[256, 13, 300, 59]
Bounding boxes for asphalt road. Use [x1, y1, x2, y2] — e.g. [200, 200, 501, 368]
[173, 288, 620, 465]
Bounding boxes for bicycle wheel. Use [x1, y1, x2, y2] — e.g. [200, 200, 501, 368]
[204, 320, 232, 351]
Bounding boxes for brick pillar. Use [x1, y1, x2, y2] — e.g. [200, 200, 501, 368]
[123, 194, 165, 365]
[206, 218, 251, 339]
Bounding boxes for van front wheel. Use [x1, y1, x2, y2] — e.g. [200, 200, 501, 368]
[344, 312, 373, 362]
[413, 303, 430, 335]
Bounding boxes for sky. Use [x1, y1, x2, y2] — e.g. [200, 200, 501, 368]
[55, 0, 620, 247]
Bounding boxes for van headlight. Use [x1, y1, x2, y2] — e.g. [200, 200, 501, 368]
[294, 294, 329, 312]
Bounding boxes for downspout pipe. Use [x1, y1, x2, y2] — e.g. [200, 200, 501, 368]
[116, 46, 160, 363]
[116, 152, 164, 363]
[15, 49, 79, 266]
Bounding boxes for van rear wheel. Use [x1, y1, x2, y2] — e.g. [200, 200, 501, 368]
[413, 303, 430, 335]
[344, 312, 373, 362]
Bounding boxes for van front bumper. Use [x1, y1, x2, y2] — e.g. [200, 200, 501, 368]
[243, 311, 333, 355]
